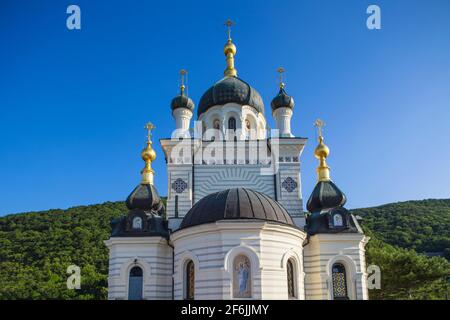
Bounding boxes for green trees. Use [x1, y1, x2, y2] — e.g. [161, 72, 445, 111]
[352, 199, 450, 254]
[365, 234, 449, 299]
[0, 202, 126, 299]
[0, 198, 448, 299]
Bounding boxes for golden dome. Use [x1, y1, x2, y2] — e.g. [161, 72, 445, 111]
[224, 39, 236, 55]
[314, 136, 330, 159]
[141, 142, 156, 163]
[140, 122, 156, 184]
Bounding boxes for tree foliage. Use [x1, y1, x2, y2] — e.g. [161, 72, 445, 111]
[351, 199, 450, 255]
[365, 232, 449, 300]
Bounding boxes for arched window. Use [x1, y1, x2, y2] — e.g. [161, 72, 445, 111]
[128, 266, 143, 300]
[332, 263, 348, 300]
[233, 255, 251, 298]
[228, 117, 236, 130]
[185, 260, 195, 300]
[245, 119, 251, 140]
[212, 119, 221, 141]
[287, 258, 296, 299]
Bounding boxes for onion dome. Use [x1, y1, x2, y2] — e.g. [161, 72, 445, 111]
[171, 70, 195, 111]
[306, 119, 345, 213]
[171, 90, 194, 111]
[271, 68, 294, 111]
[305, 119, 361, 235]
[306, 180, 347, 213]
[197, 20, 264, 117]
[125, 122, 163, 214]
[110, 123, 168, 238]
[198, 77, 264, 117]
[126, 184, 162, 211]
[271, 84, 295, 111]
[179, 188, 295, 229]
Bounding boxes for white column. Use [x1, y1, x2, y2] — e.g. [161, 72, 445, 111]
[172, 108, 193, 138]
[273, 107, 293, 137]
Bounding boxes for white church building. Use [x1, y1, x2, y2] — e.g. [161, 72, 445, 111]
[104, 25, 370, 300]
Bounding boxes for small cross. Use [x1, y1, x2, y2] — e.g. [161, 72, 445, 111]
[225, 19, 235, 40]
[314, 119, 325, 137]
[145, 122, 155, 141]
[277, 67, 285, 88]
[179, 69, 187, 91]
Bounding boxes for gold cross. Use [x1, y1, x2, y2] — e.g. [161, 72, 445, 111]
[314, 119, 325, 137]
[145, 122, 155, 141]
[277, 67, 285, 88]
[225, 19, 235, 40]
[179, 69, 187, 89]
[180, 69, 187, 85]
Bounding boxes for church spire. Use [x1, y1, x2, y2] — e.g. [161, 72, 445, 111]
[313, 119, 331, 182]
[141, 122, 156, 184]
[223, 19, 237, 77]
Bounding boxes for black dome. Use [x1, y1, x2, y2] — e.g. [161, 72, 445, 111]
[306, 180, 347, 213]
[179, 188, 295, 229]
[126, 184, 162, 212]
[171, 93, 195, 111]
[271, 87, 294, 111]
[197, 77, 264, 117]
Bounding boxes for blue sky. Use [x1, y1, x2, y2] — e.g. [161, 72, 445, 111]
[0, 0, 449, 215]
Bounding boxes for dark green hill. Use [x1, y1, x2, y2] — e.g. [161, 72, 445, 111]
[0, 199, 448, 300]
[0, 201, 126, 299]
[351, 199, 450, 258]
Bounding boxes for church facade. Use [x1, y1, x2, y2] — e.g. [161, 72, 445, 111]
[104, 26, 370, 300]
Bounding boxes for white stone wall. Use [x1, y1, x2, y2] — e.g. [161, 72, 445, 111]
[194, 165, 276, 203]
[198, 103, 267, 140]
[303, 233, 370, 300]
[171, 221, 307, 300]
[276, 162, 303, 218]
[166, 164, 193, 219]
[104, 237, 173, 300]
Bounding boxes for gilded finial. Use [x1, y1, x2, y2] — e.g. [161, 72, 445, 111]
[225, 19, 234, 40]
[277, 67, 285, 89]
[223, 19, 237, 77]
[145, 122, 155, 142]
[141, 122, 156, 184]
[313, 119, 331, 182]
[314, 119, 325, 138]
[179, 69, 187, 94]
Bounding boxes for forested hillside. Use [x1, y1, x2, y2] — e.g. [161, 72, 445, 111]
[0, 199, 449, 300]
[351, 199, 450, 259]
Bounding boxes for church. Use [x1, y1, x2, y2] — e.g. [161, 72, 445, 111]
[104, 23, 370, 300]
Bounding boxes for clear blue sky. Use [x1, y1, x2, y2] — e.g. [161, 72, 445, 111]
[1, 0, 449, 215]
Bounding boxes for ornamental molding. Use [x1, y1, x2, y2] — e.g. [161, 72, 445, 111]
[282, 177, 297, 193]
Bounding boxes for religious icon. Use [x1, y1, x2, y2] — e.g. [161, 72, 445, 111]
[213, 119, 220, 130]
[233, 255, 251, 298]
[333, 214, 343, 227]
[238, 262, 249, 293]
[132, 216, 142, 229]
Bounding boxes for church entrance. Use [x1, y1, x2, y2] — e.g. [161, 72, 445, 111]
[128, 266, 143, 300]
